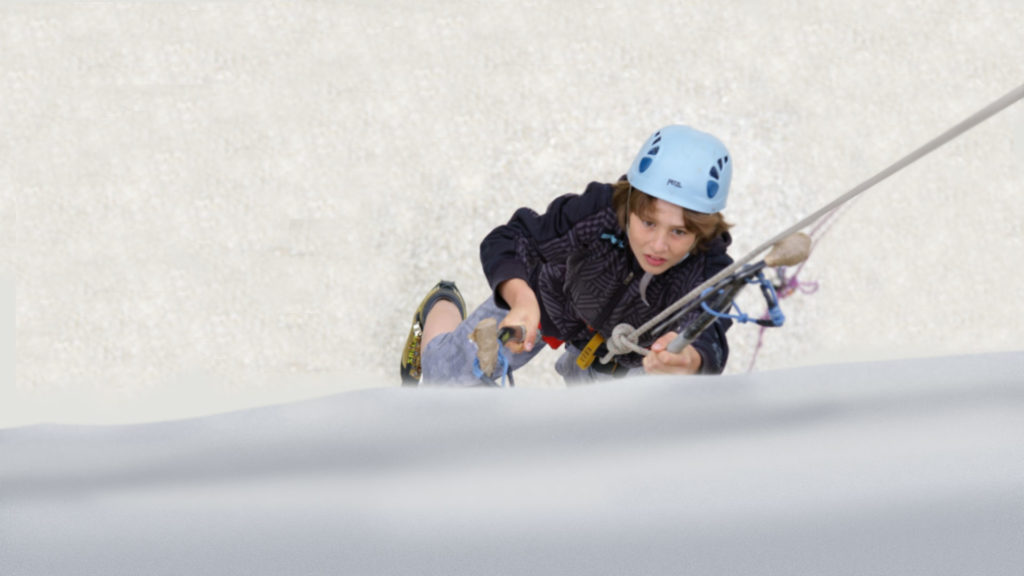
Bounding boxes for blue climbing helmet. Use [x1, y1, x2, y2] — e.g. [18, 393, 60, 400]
[626, 125, 732, 214]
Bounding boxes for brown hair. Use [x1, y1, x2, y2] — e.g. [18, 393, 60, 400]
[611, 180, 732, 253]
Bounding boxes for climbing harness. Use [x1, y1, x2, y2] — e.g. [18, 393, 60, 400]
[602, 82, 1024, 366]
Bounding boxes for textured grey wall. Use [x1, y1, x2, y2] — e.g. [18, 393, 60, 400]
[5, 1, 1023, 425]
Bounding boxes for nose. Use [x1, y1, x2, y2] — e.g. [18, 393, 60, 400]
[651, 230, 669, 252]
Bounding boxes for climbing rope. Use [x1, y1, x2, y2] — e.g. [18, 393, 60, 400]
[603, 82, 1024, 364]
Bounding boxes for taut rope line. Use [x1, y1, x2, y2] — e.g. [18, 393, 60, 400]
[604, 82, 1024, 362]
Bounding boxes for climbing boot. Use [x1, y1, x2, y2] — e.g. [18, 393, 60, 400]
[400, 280, 466, 385]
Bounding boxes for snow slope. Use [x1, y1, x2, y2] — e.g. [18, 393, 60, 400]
[3, 352, 1023, 575]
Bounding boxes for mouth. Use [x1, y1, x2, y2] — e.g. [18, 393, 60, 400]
[644, 254, 667, 267]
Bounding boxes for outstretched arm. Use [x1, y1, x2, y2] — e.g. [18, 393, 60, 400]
[497, 278, 540, 354]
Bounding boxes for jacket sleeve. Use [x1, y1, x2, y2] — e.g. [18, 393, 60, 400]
[689, 235, 734, 374]
[480, 182, 613, 309]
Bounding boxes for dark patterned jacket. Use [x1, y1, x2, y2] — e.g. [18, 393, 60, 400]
[480, 181, 733, 374]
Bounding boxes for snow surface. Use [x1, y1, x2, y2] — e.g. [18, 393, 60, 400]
[3, 352, 1023, 575]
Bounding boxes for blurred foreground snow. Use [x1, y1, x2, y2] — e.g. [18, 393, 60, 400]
[3, 352, 1022, 575]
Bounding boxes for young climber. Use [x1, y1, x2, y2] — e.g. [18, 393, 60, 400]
[401, 124, 735, 386]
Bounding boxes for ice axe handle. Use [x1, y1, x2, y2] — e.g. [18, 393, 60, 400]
[665, 333, 695, 355]
[498, 325, 526, 345]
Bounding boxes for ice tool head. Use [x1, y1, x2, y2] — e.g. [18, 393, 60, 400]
[626, 125, 732, 214]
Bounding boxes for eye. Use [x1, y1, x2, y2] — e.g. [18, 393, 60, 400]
[641, 220, 656, 228]
[672, 228, 690, 237]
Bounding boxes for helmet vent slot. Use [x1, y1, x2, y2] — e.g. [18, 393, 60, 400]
[707, 180, 720, 198]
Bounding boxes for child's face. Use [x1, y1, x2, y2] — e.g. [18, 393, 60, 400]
[627, 198, 696, 275]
